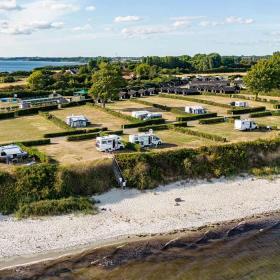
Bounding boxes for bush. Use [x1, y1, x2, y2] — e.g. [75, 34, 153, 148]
[124, 141, 142, 152]
[18, 144, 52, 163]
[138, 124, 169, 132]
[17, 105, 58, 116]
[44, 128, 107, 138]
[228, 106, 266, 115]
[40, 112, 72, 130]
[15, 197, 96, 218]
[199, 117, 225, 124]
[67, 132, 100, 141]
[249, 111, 273, 118]
[0, 112, 15, 120]
[273, 104, 280, 109]
[61, 99, 93, 108]
[19, 139, 51, 146]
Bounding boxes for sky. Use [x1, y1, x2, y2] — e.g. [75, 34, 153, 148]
[0, 0, 279, 57]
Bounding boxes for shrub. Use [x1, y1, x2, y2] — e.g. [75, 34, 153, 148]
[17, 105, 58, 116]
[273, 104, 280, 109]
[15, 197, 96, 218]
[199, 117, 225, 124]
[0, 112, 15, 120]
[18, 144, 52, 163]
[124, 141, 142, 152]
[40, 112, 72, 130]
[61, 99, 93, 108]
[138, 124, 169, 132]
[44, 127, 108, 138]
[249, 111, 273, 118]
[19, 139, 51, 146]
[67, 132, 100, 141]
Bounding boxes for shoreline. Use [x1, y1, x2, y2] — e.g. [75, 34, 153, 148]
[1, 211, 280, 278]
[1, 176, 280, 271]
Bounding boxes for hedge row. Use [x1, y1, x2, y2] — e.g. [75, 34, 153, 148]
[159, 93, 232, 109]
[116, 138, 280, 190]
[43, 127, 108, 138]
[61, 99, 93, 108]
[199, 117, 226, 125]
[228, 106, 266, 115]
[2, 138, 51, 147]
[176, 112, 218, 122]
[249, 111, 273, 118]
[274, 104, 280, 109]
[18, 143, 52, 163]
[67, 130, 123, 141]
[172, 127, 227, 142]
[122, 118, 166, 129]
[138, 121, 188, 132]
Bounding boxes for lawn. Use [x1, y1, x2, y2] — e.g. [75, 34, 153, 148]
[190, 122, 279, 143]
[141, 96, 229, 116]
[38, 138, 111, 164]
[0, 115, 63, 144]
[193, 95, 274, 110]
[106, 100, 177, 122]
[51, 105, 129, 131]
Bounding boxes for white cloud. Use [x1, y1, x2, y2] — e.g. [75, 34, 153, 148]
[72, 24, 92, 32]
[122, 25, 175, 38]
[0, 20, 64, 35]
[172, 20, 190, 28]
[86, 5, 96, 11]
[199, 21, 221, 27]
[225, 16, 254, 25]
[0, 0, 21, 11]
[171, 16, 205, 21]
[43, 1, 79, 12]
[115, 16, 142, 23]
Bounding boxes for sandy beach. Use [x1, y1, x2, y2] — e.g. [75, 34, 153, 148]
[1, 176, 280, 267]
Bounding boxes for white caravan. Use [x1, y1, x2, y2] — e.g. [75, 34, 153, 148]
[129, 130, 162, 148]
[66, 115, 89, 128]
[0, 145, 28, 163]
[234, 119, 258, 131]
[96, 135, 125, 152]
[143, 113, 163, 121]
[185, 106, 206, 114]
[230, 101, 248, 108]
[132, 111, 150, 120]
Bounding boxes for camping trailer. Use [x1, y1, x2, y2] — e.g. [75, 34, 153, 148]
[129, 131, 162, 148]
[185, 106, 206, 114]
[230, 101, 248, 108]
[234, 119, 258, 131]
[131, 111, 150, 120]
[96, 135, 125, 152]
[143, 113, 163, 121]
[66, 115, 89, 128]
[0, 145, 28, 163]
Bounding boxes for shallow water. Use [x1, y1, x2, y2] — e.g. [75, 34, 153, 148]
[33, 224, 280, 280]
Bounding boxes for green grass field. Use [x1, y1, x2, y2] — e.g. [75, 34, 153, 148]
[0, 115, 63, 144]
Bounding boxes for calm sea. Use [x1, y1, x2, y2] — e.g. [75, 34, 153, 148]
[0, 60, 82, 73]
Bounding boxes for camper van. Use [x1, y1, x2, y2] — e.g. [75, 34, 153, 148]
[185, 106, 206, 114]
[129, 131, 162, 148]
[131, 111, 150, 120]
[0, 145, 28, 163]
[96, 135, 125, 152]
[234, 119, 258, 131]
[66, 115, 89, 128]
[230, 101, 248, 108]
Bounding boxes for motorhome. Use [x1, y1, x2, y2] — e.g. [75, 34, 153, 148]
[96, 135, 125, 152]
[185, 106, 206, 114]
[66, 115, 89, 128]
[230, 101, 248, 108]
[234, 119, 258, 131]
[0, 145, 28, 163]
[129, 131, 162, 148]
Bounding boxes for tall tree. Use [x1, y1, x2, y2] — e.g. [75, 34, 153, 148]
[27, 70, 52, 90]
[244, 53, 280, 99]
[89, 63, 126, 107]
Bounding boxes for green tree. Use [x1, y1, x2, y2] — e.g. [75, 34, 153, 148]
[135, 63, 152, 79]
[27, 70, 54, 90]
[244, 53, 280, 99]
[89, 63, 126, 107]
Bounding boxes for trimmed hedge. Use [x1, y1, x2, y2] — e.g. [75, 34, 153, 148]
[249, 111, 273, 118]
[18, 144, 52, 163]
[2, 138, 51, 147]
[122, 118, 166, 129]
[273, 104, 280, 109]
[176, 112, 218, 122]
[0, 111, 15, 120]
[199, 117, 226, 125]
[15, 197, 96, 219]
[61, 99, 93, 108]
[138, 124, 169, 132]
[67, 129, 123, 141]
[228, 106, 266, 115]
[17, 104, 59, 116]
[40, 112, 72, 130]
[43, 127, 108, 138]
[159, 93, 232, 109]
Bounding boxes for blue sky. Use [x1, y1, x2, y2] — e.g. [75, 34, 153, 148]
[0, 0, 279, 57]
